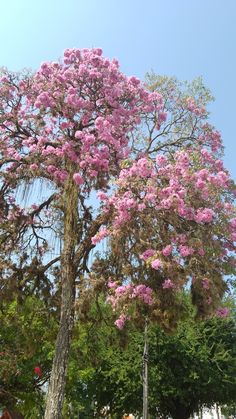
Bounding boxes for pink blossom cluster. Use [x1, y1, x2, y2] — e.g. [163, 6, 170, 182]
[98, 132, 235, 312]
[186, 97, 206, 116]
[99, 144, 232, 237]
[179, 245, 194, 257]
[0, 48, 235, 324]
[195, 208, 215, 223]
[162, 245, 173, 257]
[0, 48, 164, 191]
[162, 279, 175, 289]
[114, 313, 127, 329]
[140, 248, 156, 260]
[91, 227, 108, 245]
[107, 280, 154, 328]
[151, 258, 163, 270]
[108, 281, 153, 306]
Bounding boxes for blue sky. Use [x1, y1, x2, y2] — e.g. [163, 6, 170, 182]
[1, 0, 235, 178]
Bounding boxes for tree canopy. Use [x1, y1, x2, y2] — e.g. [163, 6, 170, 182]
[1, 295, 236, 419]
[0, 49, 235, 417]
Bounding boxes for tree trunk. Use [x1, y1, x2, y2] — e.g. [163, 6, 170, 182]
[143, 319, 148, 419]
[44, 175, 78, 419]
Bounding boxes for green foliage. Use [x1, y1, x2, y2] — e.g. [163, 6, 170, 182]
[0, 296, 58, 416]
[149, 316, 236, 418]
[1, 294, 236, 418]
[63, 298, 236, 418]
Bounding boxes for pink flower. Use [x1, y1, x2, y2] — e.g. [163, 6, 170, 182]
[151, 259, 163, 270]
[91, 227, 108, 244]
[207, 296, 212, 305]
[162, 245, 173, 257]
[60, 122, 70, 129]
[195, 179, 205, 189]
[55, 170, 68, 181]
[140, 249, 156, 261]
[97, 191, 108, 201]
[31, 204, 39, 210]
[179, 245, 194, 257]
[114, 314, 126, 329]
[162, 279, 175, 289]
[230, 218, 236, 229]
[156, 154, 167, 166]
[198, 248, 205, 256]
[133, 284, 153, 305]
[47, 165, 57, 174]
[30, 163, 38, 171]
[73, 173, 84, 185]
[195, 208, 215, 223]
[107, 280, 117, 289]
[115, 285, 131, 296]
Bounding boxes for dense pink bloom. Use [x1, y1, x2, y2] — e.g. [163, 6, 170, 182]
[132, 284, 153, 305]
[115, 285, 130, 296]
[55, 170, 68, 182]
[195, 208, 215, 223]
[47, 165, 57, 174]
[107, 281, 154, 328]
[195, 179, 206, 189]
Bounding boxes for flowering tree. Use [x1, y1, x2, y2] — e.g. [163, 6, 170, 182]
[0, 49, 164, 418]
[0, 51, 235, 418]
[99, 75, 236, 331]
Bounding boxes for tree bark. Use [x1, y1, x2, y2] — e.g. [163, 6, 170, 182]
[44, 175, 78, 419]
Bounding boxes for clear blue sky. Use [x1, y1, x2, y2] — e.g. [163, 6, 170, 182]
[1, 0, 235, 178]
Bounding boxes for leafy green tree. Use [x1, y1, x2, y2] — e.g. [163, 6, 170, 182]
[1, 294, 236, 419]
[0, 296, 58, 416]
[63, 298, 236, 419]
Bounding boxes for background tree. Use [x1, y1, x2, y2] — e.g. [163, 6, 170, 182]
[0, 296, 57, 417]
[65, 296, 236, 419]
[0, 291, 235, 418]
[0, 51, 235, 417]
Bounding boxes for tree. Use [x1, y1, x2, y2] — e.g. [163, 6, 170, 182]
[0, 296, 58, 416]
[65, 297, 236, 419]
[0, 50, 235, 417]
[1, 292, 236, 418]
